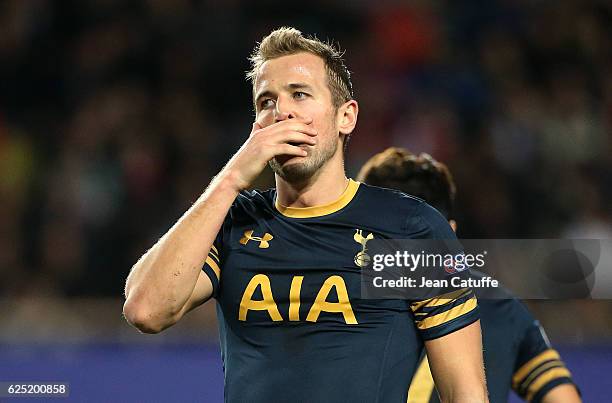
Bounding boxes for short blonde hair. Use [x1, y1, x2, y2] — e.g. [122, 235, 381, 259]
[246, 27, 353, 108]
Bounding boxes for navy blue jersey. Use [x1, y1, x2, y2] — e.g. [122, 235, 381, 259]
[408, 274, 577, 403]
[202, 180, 480, 403]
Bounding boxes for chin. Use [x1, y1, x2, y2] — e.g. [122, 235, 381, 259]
[281, 155, 308, 166]
[270, 158, 316, 183]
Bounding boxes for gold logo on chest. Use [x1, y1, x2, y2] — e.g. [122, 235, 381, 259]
[240, 230, 274, 248]
[353, 229, 374, 267]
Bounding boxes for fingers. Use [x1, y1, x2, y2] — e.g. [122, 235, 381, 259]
[285, 122, 318, 136]
[248, 117, 316, 162]
[266, 121, 318, 138]
[275, 144, 308, 157]
[254, 116, 316, 134]
[283, 116, 314, 132]
[251, 118, 318, 147]
[276, 131, 317, 146]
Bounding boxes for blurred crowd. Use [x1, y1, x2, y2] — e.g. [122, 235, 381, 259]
[0, 0, 610, 299]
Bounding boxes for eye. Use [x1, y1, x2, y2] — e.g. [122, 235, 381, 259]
[293, 91, 309, 100]
[260, 98, 275, 109]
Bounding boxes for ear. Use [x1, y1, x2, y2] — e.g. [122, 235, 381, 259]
[337, 100, 359, 136]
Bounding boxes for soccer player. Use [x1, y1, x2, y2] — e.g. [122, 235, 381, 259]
[124, 28, 488, 402]
[357, 147, 581, 403]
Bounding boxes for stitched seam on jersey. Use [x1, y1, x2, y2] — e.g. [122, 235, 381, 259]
[374, 313, 400, 403]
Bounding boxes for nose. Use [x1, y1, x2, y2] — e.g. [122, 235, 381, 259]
[273, 96, 296, 122]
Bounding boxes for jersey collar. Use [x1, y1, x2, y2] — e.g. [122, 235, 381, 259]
[275, 179, 360, 218]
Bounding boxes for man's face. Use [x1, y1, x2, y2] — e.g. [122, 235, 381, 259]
[254, 52, 340, 183]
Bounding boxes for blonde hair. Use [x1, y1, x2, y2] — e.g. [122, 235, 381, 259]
[246, 27, 353, 108]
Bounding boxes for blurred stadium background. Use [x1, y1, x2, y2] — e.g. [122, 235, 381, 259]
[0, 0, 611, 401]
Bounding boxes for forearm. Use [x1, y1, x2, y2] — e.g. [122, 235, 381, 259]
[123, 169, 240, 332]
[434, 365, 488, 403]
[122, 117, 317, 332]
[426, 321, 489, 403]
[438, 390, 488, 403]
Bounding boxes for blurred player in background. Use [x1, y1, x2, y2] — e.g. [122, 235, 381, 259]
[358, 147, 581, 403]
[124, 28, 489, 402]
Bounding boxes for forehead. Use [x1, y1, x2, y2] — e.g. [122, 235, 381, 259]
[255, 52, 327, 92]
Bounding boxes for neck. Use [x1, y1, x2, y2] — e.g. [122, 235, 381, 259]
[275, 153, 348, 208]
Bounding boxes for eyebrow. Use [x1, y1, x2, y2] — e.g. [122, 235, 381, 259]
[287, 82, 313, 91]
[254, 82, 314, 105]
[254, 90, 274, 105]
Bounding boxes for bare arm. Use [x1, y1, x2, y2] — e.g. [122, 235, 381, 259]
[123, 117, 317, 333]
[541, 384, 581, 403]
[123, 172, 239, 333]
[425, 320, 489, 403]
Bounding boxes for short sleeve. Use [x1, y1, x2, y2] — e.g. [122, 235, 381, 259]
[405, 200, 457, 240]
[410, 287, 480, 340]
[512, 320, 578, 402]
[407, 202, 480, 340]
[202, 236, 222, 299]
[201, 211, 232, 299]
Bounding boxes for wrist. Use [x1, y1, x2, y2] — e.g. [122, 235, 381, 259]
[215, 168, 247, 194]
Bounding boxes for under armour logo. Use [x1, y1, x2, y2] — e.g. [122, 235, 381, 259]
[240, 230, 274, 248]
